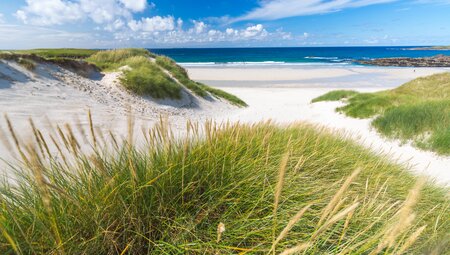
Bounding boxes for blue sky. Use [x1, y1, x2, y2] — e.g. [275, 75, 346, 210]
[0, 0, 449, 49]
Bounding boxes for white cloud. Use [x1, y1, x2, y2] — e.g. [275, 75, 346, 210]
[128, 16, 175, 32]
[242, 24, 266, 38]
[15, 0, 149, 26]
[105, 19, 125, 31]
[15, 0, 83, 25]
[10, 1, 293, 47]
[191, 21, 207, 34]
[0, 13, 4, 24]
[177, 18, 183, 30]
[115, 23, 287, 45]
[119, 0, 147, 12]
[226, 28, 236, 35]
[233, 0, 398, 22]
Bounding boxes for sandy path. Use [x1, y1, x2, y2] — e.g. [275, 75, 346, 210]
[187, 65, 450, 186]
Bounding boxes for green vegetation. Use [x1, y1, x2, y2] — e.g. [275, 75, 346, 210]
[86, 50, 184, 99]
[156, 56, 247, 106]
[1, 48, 246, 105]
[0, 53, 37, 71]
[17, 58, 36, 71]
[4, 48, 99, 59]
[373, 100, 450, 154]
[119, 56, 181, 99]
[86, 48, 155, 70]
[156, 56, 208, 97]
[311, 90, 359, 103]
[0, 118, 448, 254]
[312, 73, 450, 154]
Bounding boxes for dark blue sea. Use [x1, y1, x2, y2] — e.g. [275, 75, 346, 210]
[150, 46, 450, 66]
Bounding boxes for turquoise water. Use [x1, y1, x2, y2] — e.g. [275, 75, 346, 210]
[150, 46, 450, 66]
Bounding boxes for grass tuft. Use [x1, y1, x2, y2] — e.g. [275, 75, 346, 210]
[156, 56, 247, 106]
[0, 118, 448, 254]
[312, 72, 450, 154]
[17, 58, 36, 71]
[155, 55, 209, 97]
[311, 90, 359, 103]
[372, 100, 450, 154]
[119, 58, 182, 99]
[86, 48, 154, 71]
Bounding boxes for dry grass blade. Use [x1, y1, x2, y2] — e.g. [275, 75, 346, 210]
[272, 147, 291, 251]
[395, 225, 427, 254]
[318, 168, 361, 225]
[270, 204, 312, 253]
[88, 109, 96, 148]
[279, 243, 311, 255]
[4, 114, 28, 163]
[312, 202, 360, 240]
[372, 178, 426, 254]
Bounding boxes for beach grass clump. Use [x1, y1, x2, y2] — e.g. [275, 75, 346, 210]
[86, 48, 154, 71]
[17, 57, 36, 71]
[87, 50, 183, 99]
[312, 72, 450, 154]
[119, 57, 182, 99]
[336, 93, 401, 118]
[372, 100, 450, 154]
[155, 55, 208, 97]
[311, 90, 359, 103]
[155, 56, 247, 106]
[0, 117, 448, 254]
[0, 53, 36, 71]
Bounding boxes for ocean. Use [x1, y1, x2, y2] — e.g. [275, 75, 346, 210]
[150, 46, 450, 66]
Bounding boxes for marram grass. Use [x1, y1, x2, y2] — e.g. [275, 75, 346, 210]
[312, 72, 450, 155]
[0, 116, 448, 254]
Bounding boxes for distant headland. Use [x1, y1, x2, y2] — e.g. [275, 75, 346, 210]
[409, 46, 450, 51]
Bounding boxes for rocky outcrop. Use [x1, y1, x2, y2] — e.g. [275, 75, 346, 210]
[409, 46, 450, 51]
[358, 55, 450, 67]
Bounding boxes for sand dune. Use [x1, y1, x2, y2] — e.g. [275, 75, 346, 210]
[1, 61, 449, 185]
[0, 59, 233, 168]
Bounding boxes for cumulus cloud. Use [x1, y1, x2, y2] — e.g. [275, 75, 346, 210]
[12, 1, 294, 46]
[114, 23, 289, 45]
[191, 21, 207, 34]
[0, 13, 4, 24]
[233, 0, 398, 22]
[242, 24, 266, 38]
[105, 19, 125, 32]
[15, 0, 147, 26]
[15, 0, 83, 25]
[128, 16, 175, 32]
[119, 0, 148, 12]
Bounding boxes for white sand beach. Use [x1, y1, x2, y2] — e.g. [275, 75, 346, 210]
[1, 62, 449, 185]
